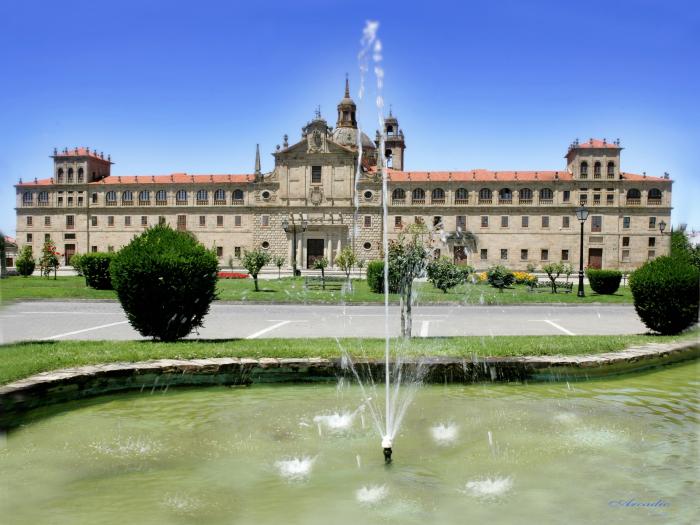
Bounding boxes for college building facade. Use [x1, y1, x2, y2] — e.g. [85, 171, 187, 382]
[14, 81, 673, 271]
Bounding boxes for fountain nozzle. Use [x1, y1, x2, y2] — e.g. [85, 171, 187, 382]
[381, 436, 393, 464]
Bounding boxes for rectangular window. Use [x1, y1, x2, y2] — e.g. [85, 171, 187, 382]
[234, 247, 241, 258]
[199, 215, 206, 227]
[78, 196, 83, 206]
[622, 236, 630, 247]
[579, 194, 588, 205]
[26, 233, 32, 243]
[562, 216, 570, 228]
[623, 217, 631, 229]
[562, 190, 570, 202]
[67, 196, 73, 206]
[234, 215, 241, 227]
[481, 216, 489, 228]
[177, 215, 186, 231]
[433, 216, 442, 227]
[622, 249, 630, 262]
[593, 194, 601, 205]
[216, 247, 223, 258]
[541, 216, 549, 228]
[591, 215, 602, 232]
[311, 165, 322, 184]
[500, 249, 508, 260]
[44, 216, 51, 226]
[64, 233, 76, 240]
[141, 216, 148, 226]
[58, 196, 63, 206]
[66, 215, 74, 229]
[395, 216, 403, 228]
[607, 193, 614, 204]
[91, 193, 98, 204]
[541, 249, 549, 261]
[364, 215, 372, 228]
[44, 233, 50, 242]
[501, 216, 508, 228]
[520, 249, 528, 260]
[521, 216, 529, 228]
[649, 217, 656, 229]
[561, 249, 569, 261]
[217, 215, 224, 227]
[26, 216, 33, 226]
[648, 250, 656, 260]
[648, 237, 656, 247]
[415, 216, 424, 225]
[456, 215, 466, 229]
[158, 216, 166, 225]
[261, 215, 269, 227]
[91, 246, 98, 253]
[125, 216, 131, 227]
[91, 216, 98, 226]
[108, 216, 114, 227]
[480, 249, 488, 260]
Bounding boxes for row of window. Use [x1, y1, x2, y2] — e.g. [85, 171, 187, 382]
[579, 161, 616, 179]
[56, 167, 85, 183]
[102, 189, 246, 204]
[480, 248, 569, 262]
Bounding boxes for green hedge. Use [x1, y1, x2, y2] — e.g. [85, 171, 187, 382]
[80, 252, 116, 290]
[629, 256, 699, 335]
[586, 269, 622, 294]
[366, 260, 400, 294]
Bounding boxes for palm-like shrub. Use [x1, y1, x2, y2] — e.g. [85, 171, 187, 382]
[629, 256, 699, 335]
[110, 225, 218, 341]
[586, 269, 622, 294]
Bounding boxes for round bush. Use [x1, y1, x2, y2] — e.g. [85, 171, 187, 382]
[427, 257, 464, 293]
[110, 225, 219, 341]
[586, 269, 622, 294]
[629, 256, 699, 335]
[16, 246, 36, 277]
[81, 252, 115, 290]
[487, 265, 515, 290]
[366, 260, 400, 294]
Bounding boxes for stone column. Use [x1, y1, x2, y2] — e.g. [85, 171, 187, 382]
[326, 235, 333, 264]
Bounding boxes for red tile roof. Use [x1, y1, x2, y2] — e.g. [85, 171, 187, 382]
[53, 147, 112, 163]
[573, 139, 621, 150]
[16, 173, 254, 187]
[384, 168, 668, 183]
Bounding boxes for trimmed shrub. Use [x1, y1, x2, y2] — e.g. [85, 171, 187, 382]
[366, 260, 400, 293]
[81, 252, 116, 289]
[586, 269, 622, 295]
[487, 265, 515, 291]
[16, 246, 36, 277]
[241, 249, 271, 292]
[427, 257, 464, 293]
[110, 225, 219, 341]
[70, 253, 85, 276]
[629, 256, 699, 335]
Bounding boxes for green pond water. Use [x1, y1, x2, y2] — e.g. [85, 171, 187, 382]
[1, 361, 698, 525]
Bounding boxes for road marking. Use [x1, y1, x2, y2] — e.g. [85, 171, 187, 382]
[41, 321, 129, 341]
[245, 320, 291, 339]
[420, 320, 430, 337]
[21, 311, 121, 315]
[543, 320, 576, 336]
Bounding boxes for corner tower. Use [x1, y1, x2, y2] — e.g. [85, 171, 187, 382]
[383, 108, 406, 170]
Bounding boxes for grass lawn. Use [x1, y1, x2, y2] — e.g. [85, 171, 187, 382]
[0, 275, 634, 305]
[1, 330, 697, 385]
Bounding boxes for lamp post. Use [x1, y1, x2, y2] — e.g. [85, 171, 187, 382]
[575, 206, 589, 297]
[659, 220, 667, 256]
[282, 217, 307, 276]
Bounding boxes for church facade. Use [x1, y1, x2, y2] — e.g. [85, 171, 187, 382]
[14, 80, 673, 271]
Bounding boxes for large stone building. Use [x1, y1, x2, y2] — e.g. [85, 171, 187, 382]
[15, 80, 673, 271]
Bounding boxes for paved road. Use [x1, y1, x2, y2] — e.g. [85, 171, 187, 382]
[0, 301, 647, 343]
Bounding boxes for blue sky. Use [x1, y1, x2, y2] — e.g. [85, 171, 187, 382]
[1, 0, 698, 236]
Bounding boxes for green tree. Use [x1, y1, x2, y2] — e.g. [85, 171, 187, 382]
[335, 247, 357, 280]
[671, 229, 700, 270]
[542, 262, 565, 293]
[242, 249, 271, 291]
[562, 263, 573, 283]
[487, 265, 515, 292]
[356, 258, 365, 278]
[426, 256, 464, 293]
[0, 234, 6, 279]
[16, 246, 36, 277]
[273, 255, 286, 279]
[390, 235, 429, 337]
[39, 238, 60, 279]
[313, 256, 329, 289]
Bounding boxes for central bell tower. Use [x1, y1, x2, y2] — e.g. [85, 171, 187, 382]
[336, 75, 357, 129]
[382, 108, 406, 170]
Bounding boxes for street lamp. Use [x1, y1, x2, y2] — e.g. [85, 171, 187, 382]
[658, 220, 666, 234]
[575, 206, 589, 297]
[282, 216, 307, 276]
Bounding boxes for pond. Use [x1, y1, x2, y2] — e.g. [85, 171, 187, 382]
[1, 361, 697, 524]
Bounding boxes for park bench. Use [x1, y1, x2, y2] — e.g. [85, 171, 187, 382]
[303, 276, 345, 291]
[527, 281, 574, 294]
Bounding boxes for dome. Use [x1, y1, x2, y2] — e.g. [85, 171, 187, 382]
[331, 127, 376, 150]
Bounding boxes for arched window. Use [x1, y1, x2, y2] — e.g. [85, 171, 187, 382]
[499, 188, 512, 202]
[57, 168, 64, 183]
[594, 161, 602, 179]
[627, 188, 641, 200]
[539, 188, 553, 200]
[77, 168, 84, 182]
[67, 168, 74, 183]
[139, 190, 150, 203]
[385, 149, 393, 168]
[431, 188, 445, 202]
[176, 190, 188, 203]
[214, 189, 226, 203]
[478, 188, 492, 201]
[122, 190, 133, 204]
[106, 191, 117, 204]
[455, 188, 468, 203]
[412, 188, 425, 203]
[392, 188, 406, 202]
[232, 189, 244, 202]
[580, 161, 588, 178]
[38, 191, 49, 204]
[23, 191, 33, 205]
[519, 188, 533, 202]
[607, 161, 615, 178]
[156, 190, 167, 203]
[196, 189, 209, 203]
[648, 188, 662, 200]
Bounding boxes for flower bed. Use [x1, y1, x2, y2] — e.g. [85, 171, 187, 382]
[218, 272, 249, 279]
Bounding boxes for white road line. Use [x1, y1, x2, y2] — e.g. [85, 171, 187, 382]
[245, 320, 291, 339]
[543, 320, 576, 336]
[41, 321, 129, 341]
[21, 311, 121, 315]
[420, 320, 431, 337]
